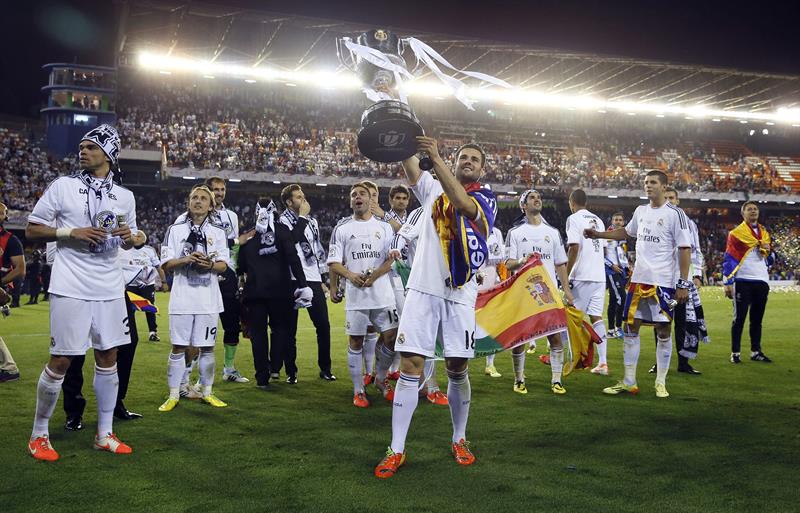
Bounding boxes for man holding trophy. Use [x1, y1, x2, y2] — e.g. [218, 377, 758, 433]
[339, 28, 507, 478]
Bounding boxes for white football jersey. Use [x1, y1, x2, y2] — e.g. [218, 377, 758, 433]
[407, 172, 495, 306]
[626, 202, 692, 288]
[175, 205, 238, 270]
[506, 221, 567, 282]
[326, 216, 395, 311]
[161, 218, 229, 314]
[29, 174, 137, 301]
[118, 245, 160, 287]
[566, 209, 606, 283]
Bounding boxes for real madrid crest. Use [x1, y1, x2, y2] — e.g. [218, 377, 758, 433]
[374, 29, 388, 41]
[95, 210, 117, 232]
[375, 231, 382, 239]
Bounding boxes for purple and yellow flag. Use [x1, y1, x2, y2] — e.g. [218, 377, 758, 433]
[127, 291, 158, 313]
[472, 257, 567, 356]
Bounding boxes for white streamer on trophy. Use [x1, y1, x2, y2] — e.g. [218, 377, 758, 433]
[342, 39, 414, 103]
[403, 37, 514, 109]
[342, 37, 513, 109]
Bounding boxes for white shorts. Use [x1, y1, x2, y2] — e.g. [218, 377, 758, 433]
[169, 314, 220, 347]
[630, 297, 671, 324]
[395, 289, 475, 359]
[570, 280, 605, 317]
[49, 294, 130, 356]
[345, 307, 399, 336]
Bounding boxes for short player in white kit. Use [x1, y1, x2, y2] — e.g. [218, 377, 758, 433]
[26, 125, 136, 461]
[584, 170, 692, 398]
[504, 190, 573, 395]
[374, 139, 496, 479]
[328, 184, 398, 408]
[481, 225, 506, 378]
[159, 185, 231, 412]
[565, 189, 610, 375]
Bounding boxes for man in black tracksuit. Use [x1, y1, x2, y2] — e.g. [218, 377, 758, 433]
[238, 199, 310, 388]
[279, 184, 336, 381]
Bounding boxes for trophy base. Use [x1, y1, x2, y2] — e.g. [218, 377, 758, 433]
[358, 100, 424, 163]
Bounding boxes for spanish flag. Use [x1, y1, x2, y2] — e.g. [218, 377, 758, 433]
[723, 221, 770, 285]
[562, 306, 602, 376]
[472, 257, 567, 356]
[126, 291, 158, 313]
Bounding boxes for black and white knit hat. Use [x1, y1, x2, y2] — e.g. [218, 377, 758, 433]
[80, 124, 120, 164]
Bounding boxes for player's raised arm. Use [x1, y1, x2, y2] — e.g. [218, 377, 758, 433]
[584, 226, 628, 241]
[401, 155, 423, 187]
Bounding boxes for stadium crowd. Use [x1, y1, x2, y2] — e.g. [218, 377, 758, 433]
[114, 77, 787, 194]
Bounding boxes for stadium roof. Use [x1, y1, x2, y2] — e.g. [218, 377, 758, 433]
[118, 1, 800, 122]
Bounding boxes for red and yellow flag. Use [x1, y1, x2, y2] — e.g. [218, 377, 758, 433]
[473, 257, 567, 356]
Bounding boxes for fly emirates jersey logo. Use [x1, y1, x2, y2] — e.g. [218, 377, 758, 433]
[350, 231, 384, 261]
[637, 217, 665, 244]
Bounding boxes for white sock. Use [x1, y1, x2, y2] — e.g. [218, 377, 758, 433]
[593, 320, 608, 365]
[423, 359, 438, 393]
[485, 353, 496, 367]
[94, 364, 118, 437]
[529, 340, 537, 350]
[512, 351, 526, 382]
[181, 363, 192, 386]
[363, 332, 378, 376]
[375, 344, 395, 383]
[389, 351, 401, 374]
[656, 335, 672, 385]
[550, 347, 564, 383]
[390, 372, 421, 454]
[446, 369, 471, 443]
[198, 351, 215, 391]
[31, 366, 64, 439]
[167, 353, 184, 399]
[623, 331, 640, 386]
[347, 348, 364, 394]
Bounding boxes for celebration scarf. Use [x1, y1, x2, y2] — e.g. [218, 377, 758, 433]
[677, 283, 709, 360]
[723, 221, 771, 285]
[78, 170, 121, 253]
[623, 283, 676, 325]
[255, 200, 278, 256]
[431, 183, 496, 288]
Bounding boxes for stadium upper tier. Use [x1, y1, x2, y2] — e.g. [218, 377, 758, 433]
[113, 74, 799, 196]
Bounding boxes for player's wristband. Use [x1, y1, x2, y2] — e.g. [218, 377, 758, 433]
[56, 228, 73, 240]
[676, 279, 691, 290]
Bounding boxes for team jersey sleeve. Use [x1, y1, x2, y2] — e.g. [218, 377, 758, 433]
[673, 210, 692, 249]
[382, 223, 395, 254]
[326, 223, 345, 265]
[28, 179, 61, 226]
[160, 226, 178, 265]
[553, 231, 568, 266]
[148, 247, 161, 267]
[625, 208, 639, 238]
[410, 171, 440, 205]
[565, 216, 581, 245]
[125, 194, 138, 233]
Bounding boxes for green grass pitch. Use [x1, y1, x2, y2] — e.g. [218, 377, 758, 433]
[1, 288, 798, 513]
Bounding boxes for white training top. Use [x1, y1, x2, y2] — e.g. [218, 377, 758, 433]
[566, 208, 606, 283]
[119, 245, 160, 287]
[625, 202, 692, 288]
[407, 172, 492, 306]
[29, 174, 137, 301]
[326, 216, 395, 311]
[506, 221, 567, 282]
[735, 227, 770, 283]
[161, 218, 229, 314]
